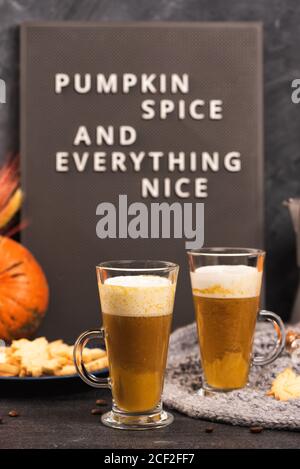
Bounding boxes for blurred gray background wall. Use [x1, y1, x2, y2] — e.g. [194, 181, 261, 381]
[0, 0, 299, 321]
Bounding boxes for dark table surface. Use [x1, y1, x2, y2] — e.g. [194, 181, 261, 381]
[0, 381, 299, 449]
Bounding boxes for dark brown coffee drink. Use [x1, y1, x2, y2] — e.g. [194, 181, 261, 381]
[99, 275, 175, 412]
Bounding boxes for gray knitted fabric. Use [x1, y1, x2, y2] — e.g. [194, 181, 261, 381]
[164, 322, 300, 430]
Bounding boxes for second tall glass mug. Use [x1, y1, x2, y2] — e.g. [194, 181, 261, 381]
[188, 248, 285, 393]
[74, 260, 178, 430]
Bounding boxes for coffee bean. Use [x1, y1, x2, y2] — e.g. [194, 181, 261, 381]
[91, 408, 104, 415]
[250, 426, 263, 434]
[95, 399, 107, 406]
[8, 410, 19, 417]
[205, 426, 214, 433]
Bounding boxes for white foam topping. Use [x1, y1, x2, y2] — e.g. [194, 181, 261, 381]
[104, 275, 171, 288]
[190, 265, 262, 298]
[99, 275, 175, 316]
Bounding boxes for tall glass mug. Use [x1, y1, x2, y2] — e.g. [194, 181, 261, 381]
[74, 260, 179, 430]
[187, 248, 285, 394]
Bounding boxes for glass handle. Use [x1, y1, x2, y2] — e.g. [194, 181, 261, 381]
[252, 310, 286, 366]
[73, 328, 110, 388]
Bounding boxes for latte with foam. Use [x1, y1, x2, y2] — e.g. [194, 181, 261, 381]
[191, 265, 262, 390]
[99, 275, 175, 412]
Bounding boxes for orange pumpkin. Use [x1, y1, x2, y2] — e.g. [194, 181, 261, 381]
[0, 236, 49, 341]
